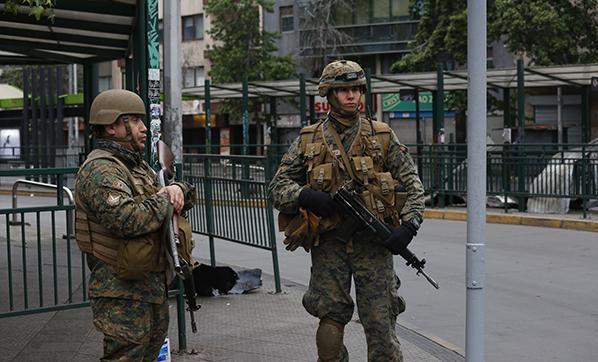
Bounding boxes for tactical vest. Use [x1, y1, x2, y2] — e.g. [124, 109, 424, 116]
[299, 118, 406, 228]
[75, 149, 166, 280]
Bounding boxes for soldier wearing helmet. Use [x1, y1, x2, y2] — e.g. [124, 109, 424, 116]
[269, 60, 425, 361]
[75, 89, 196, 361]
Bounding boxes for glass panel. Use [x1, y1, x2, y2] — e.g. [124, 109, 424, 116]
[183, 68, 194, 87]
[182, 16, 194, 41]
[392, 0, 410, 18]
[194, 67, 205, 87]
[373, 0, 390, 21]
[281, 16, 294, 32]
[194, 15, 204, 39]
[333, 4, 352, 26]
[354, 0, 370, 24]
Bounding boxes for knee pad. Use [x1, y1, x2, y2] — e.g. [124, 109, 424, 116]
[316, 318, 345, 361]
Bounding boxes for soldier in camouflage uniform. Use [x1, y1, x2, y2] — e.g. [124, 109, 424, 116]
[75, 89, 195, 361]
[268, 60, 425, 362]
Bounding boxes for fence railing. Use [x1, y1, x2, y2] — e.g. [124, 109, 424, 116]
[183, 153, 281, 292]
[0, 167, 85, 318]
[413, 143, 598, 216]
[0, 146, 84, 169]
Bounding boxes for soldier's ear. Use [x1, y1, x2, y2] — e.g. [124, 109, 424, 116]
[105, 123, 118, 136]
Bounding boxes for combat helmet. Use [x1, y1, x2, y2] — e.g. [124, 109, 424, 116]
[318, 60, 367, 97]
[89, 89, 146, 125]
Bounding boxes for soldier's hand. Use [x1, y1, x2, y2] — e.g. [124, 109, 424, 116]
[384, 222, 417, 255]
[297, 188, 336, 218]
[158, 185, 184, 214]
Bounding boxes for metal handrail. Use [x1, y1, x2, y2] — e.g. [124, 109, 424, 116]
[11, 179, 74, 232]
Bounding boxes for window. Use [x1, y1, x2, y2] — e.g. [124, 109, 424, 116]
[183, 66, 205, 88]
[280, 6, 294, 32]
[98, 76, 111, 92]
[182, 14, 203, 41]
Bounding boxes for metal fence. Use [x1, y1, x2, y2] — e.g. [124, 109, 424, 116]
[0, 167, 85, 318]
[183, 153, 281, 292]
[415, 143, 598, 216]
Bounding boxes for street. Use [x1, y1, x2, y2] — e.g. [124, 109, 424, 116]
[192, 215, 598, 362]
[2, 193, 597, 361]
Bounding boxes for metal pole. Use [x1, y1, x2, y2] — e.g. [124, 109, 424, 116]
[557, 87, 563, 144]
[516, 59, 526, 211]
[164, 0, 183, 163]
[299, 74, 307, 127]
[466, 1, 487, 361]
[415, 89, 423, 177]
[365, 68, 373, 119]
[205, 79, 211, 154]
[516, 59, 525, 143]
[242, 77, 249, 155]
[581, 86, 590, 143]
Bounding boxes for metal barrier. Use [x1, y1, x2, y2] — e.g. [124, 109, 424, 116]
[0, 167, 86, 318]
[415, 143, 598, 216]
[183, 153, 281, 292]
[0, 167, 189, 351]
[11, 179, 74, 238]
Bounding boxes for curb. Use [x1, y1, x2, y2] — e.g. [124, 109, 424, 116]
[424, 209, 598, 233]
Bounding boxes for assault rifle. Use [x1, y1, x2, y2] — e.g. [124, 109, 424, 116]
[333, 183, 439, 289]
[156, 140, 200, 333]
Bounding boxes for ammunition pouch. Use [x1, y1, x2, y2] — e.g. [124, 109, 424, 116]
[176, 215, 198, 268]
[278, 209, 339, 252]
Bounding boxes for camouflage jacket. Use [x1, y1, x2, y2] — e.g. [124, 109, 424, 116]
[75, 140, 195, 304]
[268, 117, 425, 224]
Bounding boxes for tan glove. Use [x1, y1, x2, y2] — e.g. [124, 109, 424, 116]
[282, 208, 320, 252]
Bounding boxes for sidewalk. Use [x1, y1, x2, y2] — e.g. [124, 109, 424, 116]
[424, 206, 598, 233]
[1, 274, 464, 362]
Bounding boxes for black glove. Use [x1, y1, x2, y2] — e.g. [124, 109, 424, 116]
[384, 221, 418, 255]
[297, 188, 336, 218]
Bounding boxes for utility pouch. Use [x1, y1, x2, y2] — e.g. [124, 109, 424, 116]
[115, 233, 161, 280]
[308, 163, 334, 192]
[176, 215, 197, 268]
[351, 156, 374, 185]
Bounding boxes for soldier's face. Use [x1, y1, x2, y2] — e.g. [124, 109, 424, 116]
[107, 115, 147, 151]
[333, 86, 362, 113]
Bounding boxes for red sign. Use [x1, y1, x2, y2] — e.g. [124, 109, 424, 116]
[314, 96, 376, 113]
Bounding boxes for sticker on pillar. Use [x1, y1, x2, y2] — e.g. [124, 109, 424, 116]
[148, 68, 160, 81]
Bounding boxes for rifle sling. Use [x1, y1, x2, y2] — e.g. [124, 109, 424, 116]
[327, 122, 359, 184]
[328, 123, 395, 209]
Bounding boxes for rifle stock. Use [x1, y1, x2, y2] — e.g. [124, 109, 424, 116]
[333, 184, 439, 289]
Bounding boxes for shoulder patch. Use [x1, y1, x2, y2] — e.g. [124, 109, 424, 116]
[106, 193, 122, 206]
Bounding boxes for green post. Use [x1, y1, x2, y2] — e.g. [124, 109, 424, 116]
[503, 88, 511, 213]
[83, 64, 92, 156]
[415, 89, 423, 177]
[365, 68, 373, 119]
[204, 156, 216, 266]
[436, 63, 445, 207]
[270, 96, 278, 176]
[205, 79, 211, 154]
[242, 77, 249, 155]
[265, 160, 282, 293]
[242, 78, 250, 197]
[175, 277, 187, 350]
[204, 79, 216, 263]
[309, 95, 316, 125]
[581, 86, 590, 143]
[517, 59, 525, 211]
[299, 74, 307, 127]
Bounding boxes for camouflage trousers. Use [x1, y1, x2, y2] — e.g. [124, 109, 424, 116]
[90, 297, 169, 362]
[302, 237, 404, 362]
